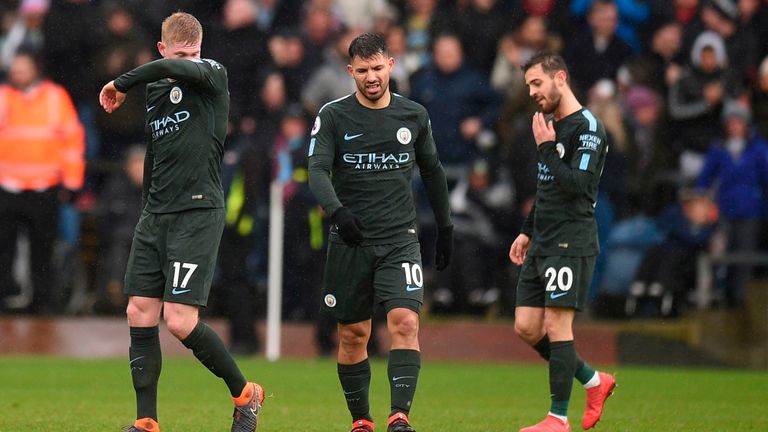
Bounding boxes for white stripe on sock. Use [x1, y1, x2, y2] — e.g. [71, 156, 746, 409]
[584, 372, 600, 389]
[548, 412, 568, 423]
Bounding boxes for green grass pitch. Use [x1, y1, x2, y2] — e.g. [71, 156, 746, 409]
[0, 356, 766, 431]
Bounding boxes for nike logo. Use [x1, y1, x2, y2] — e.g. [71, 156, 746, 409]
[130, 356, 145, 372]
[392, 376, 416, 381]
[172, 287, 191, 295]
[344, 133, 363, 141]
[550, 292, 568, 299]
[146, 105, 156, 112]
[343, 388, 364, 395]
[405, 285, 421, 292]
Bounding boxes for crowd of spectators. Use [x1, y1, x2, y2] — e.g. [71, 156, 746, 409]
[1, 0, 767, 327]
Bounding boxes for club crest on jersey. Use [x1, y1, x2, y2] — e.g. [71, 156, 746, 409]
[170, 86, 183, 104]
[555, 142, 565, 159]
[324, 294, 337, 308]
[396, 127, 412, 145]
[311, 116, 321, 135]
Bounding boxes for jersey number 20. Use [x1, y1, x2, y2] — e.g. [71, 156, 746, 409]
[544, 266, 573, 291]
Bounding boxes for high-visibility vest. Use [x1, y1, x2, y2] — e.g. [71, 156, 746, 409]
[0, 80, 85, 192]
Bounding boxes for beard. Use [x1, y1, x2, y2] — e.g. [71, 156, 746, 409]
[537, 88, 561, 114]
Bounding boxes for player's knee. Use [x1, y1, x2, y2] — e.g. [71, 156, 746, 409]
[163, 314, 194, 340]
[126, 302, 140, 323]
[126, 301, 151, 326]
[389, 314, 419, 339]
[514, 321, 542, 344]
[338, 327, 368, 351]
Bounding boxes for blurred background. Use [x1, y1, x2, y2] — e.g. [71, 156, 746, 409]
[1, 0, 767, 369]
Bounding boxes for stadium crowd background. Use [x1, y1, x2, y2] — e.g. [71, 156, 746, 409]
[1, 0, 767, 335]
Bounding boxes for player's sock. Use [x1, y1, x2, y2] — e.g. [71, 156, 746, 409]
[534, 335, 596, 386]
[387, 349, 421, 416]
[181, 321, 247, 397]
[549, 340, 577, 417]
[338, 358, 373, 422]
[577, 361, 598, 388]
[129, 326, 162, 421]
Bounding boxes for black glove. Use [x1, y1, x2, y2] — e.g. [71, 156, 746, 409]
[331, 207, 364, 245]
[435, 225, 454, 271]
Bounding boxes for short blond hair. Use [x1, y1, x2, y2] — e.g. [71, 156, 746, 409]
[161, 12, 202, 45]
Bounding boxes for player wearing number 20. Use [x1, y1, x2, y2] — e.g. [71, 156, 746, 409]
[308, 33, 452, 432]
[508, 52, 616, 432]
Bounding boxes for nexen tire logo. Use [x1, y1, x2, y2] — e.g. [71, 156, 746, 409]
[343, 152, 410, 170]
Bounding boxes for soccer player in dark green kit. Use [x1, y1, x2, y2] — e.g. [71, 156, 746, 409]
[308, 33, 453, 432]
[99, 12, 263, 432]
[508, 52, 616, 432]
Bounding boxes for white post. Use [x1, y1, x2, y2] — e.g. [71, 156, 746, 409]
[266, 180, 284, 361]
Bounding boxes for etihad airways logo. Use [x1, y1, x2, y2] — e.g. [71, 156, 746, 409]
[343, 152, 410, 170]
[150, 110, 191, 139]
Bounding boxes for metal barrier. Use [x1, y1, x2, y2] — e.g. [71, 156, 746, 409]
[695, 253, 768, 309]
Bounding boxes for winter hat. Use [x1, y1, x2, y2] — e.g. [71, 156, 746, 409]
[721, 101, 751, 123]
[20, 0, 49, 14]
[706, 0, 739, 23]
[690, 30, 727, 68]
[624, 86, 659, 112]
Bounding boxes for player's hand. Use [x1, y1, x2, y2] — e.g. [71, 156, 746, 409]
[435, 225, 454, 271]
[509, 233, 531, 266]
[99, 80, 126, 113]
[532, 112, 555, 146]
[331, 207, 364, 246]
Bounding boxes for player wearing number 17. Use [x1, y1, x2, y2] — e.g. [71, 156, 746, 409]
[98, 12, 263, 432]
[508, 52, 616, 432]
[308, 33, 453, 432]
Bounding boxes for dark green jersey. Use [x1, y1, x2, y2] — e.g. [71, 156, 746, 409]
[114, 58, 229, 213]
[522, 108, 608, 256]
[308, 93, 451, 245]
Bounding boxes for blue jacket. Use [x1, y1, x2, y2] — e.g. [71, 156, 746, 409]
[695, 133, 768, 219]
[409, 64, 502, 165]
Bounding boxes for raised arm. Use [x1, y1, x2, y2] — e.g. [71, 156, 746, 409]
[100, 58, 224, 113]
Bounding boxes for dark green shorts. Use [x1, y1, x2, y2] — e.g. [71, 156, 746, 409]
[124, 207, 225, 306]
[516, 255, 596, 311]
[322, 240, 423, 323]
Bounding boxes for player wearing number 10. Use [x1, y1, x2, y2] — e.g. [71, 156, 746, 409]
[508, 52, 616, 432]
[99, 12, 263, 432]
[308, 33, 453, 432]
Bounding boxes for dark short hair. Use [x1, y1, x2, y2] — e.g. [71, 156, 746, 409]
[522, 51, 569, 77]
[348, 32, 387, 61]
[13, 46, 42, 69]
